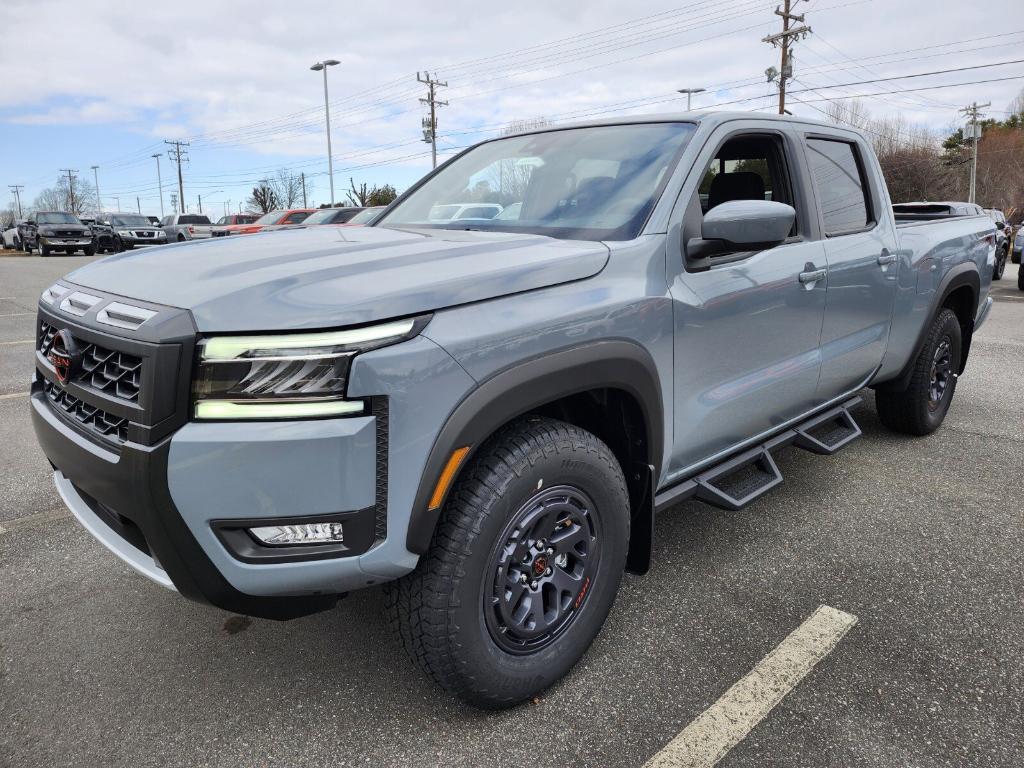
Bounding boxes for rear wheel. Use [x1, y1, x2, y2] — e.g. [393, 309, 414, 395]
[177, 234, 186, 242]
[385, 417, 630, 708]
[1018, 263, 1024, 291]
[876, 308, 961, 436]
[993, 246, 1006, 280]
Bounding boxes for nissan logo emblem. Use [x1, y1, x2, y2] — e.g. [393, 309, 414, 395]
[47, 329, 81, 385]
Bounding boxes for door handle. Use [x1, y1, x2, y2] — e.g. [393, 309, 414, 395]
[877, 250, 898, 266]
[798, 268, 827, 284]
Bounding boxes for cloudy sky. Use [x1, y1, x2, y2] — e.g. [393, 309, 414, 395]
[1, 0, 1021, 216]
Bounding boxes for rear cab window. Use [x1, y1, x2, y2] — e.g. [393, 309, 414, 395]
[805, 138, 873, 236]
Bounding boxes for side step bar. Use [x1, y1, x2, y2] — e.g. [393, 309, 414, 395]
[654, 396, 862, 513]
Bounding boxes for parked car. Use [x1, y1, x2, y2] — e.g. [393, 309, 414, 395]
[216, 209, 315, 236]
[344, 206, 386, 226]
[93, 213, 168, 251]
[2, 220, 25, 249]
[212, 213, 260, 237]
[30, 113, 994, 708]
[427, 203, 503, 222]
[295, 207, 368, 226]
[1012, 222, 1022, 265]
[160, 213, 213, 241]
[983, 208, 1009, 279]
[147, 216, 161, 227]
[21, 211, 94, 256]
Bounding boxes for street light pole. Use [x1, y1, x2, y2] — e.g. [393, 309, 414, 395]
[152, 153, 165, 217]
[310, 59, 340, 206]
[677, 87, 706, 110]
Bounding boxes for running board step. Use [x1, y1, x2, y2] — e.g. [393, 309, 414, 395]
[694, 446, 783, 511]
[654, 397, 863, 514]
[792, 403, 862, 455]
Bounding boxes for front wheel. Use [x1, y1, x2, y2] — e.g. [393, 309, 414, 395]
[876, 308, 962, 436]
[83, 246, 95, 256]
[385, 417, 630, 708]
[39, 242, 50, 257]
[1018, 264, 1024, 291]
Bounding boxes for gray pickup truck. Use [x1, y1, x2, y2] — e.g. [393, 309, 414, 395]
[30, 113, 993, 708]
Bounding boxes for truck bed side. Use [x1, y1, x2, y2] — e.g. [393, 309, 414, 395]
[875, 214, 993, 383]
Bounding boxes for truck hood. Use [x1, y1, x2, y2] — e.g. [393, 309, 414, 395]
[66, 225, 610, 332]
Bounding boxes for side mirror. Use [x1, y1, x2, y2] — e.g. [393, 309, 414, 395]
[994, 220, 1005, 230]
[687, 200, 796, 262]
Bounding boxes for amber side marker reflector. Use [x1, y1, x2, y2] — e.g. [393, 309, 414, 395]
[428, 446, 471, 511]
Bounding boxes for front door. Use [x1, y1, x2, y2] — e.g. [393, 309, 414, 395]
[803, 136, 899, 398]
[668, 127, 827, 476]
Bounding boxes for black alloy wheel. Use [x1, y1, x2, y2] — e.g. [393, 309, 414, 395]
[485, 485, 601, 655]
[928, 336, 953, 411]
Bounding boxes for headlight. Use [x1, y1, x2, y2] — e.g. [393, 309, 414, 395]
[118, 229, 132, 235]
[39, 228, 55, 236]
[83, 229, 92, 237]
[192, 317, 427, 420]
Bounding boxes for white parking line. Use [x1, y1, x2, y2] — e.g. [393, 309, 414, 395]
[0, 312, 34, 317]
[644, 605, 858, 768]
[0, 391, 28, 400]
[0, 339, 34, 346]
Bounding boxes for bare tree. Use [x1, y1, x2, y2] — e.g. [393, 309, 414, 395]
[500, 117, 552, 136]
[267, 168, 303, 208]
[32, 175, 98, 215]
[347, 178, 370, 207]
[246, 182, 279, 213]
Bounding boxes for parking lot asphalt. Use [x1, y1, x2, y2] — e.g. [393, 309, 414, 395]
[1, 253, 1022, 768]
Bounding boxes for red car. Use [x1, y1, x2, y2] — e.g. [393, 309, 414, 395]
[219, 209, 316, 236]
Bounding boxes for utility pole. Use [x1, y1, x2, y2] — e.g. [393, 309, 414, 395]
[762, 0, 811, 115]
[165, 140, 189, 214]
[170, 193, 178, 214]
[91, 166, 102, 214]
[960, 101, 990, 204]
[8, 186, 24, 218]
[301, 172, 308, 208]
[152, 153, 165, 217]
[197, 194, 203, 215]
[136, 197, 141, 214]
[59, 169, 79, 212]
[417, 71, 448, 169]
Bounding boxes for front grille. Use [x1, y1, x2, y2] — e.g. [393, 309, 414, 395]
[40, 320, 143, 402]
[44, 379, 130, 443]
[55, 229, 81, 237]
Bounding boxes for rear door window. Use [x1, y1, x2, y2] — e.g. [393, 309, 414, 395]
[806, 139, 872, 235]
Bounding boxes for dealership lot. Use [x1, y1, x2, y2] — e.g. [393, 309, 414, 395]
[1, 254, 1022, 767]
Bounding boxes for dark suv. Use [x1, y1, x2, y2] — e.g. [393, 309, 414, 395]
[22, 212, 94, 256]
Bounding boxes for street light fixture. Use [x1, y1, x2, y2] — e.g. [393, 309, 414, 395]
[678, 87, 706, 111]
[311, 59, 340, 206]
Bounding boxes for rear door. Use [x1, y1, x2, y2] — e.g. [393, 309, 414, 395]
[668, 122, 828, 473]
[803, 135, 899, 398]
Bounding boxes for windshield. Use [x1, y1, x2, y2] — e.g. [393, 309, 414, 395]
[111, 214, 150, 227]
[37, 212, 81, 225]
[255, 210, 286, 225]
[378, 123, 695, 241]
[349, 207, 384, 224]
[303, 209, 342, 225]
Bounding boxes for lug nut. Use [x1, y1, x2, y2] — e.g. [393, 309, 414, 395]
[531, 581, 538, 589]
[545, 547, 554, 556]
[519, 573, 529, 584]
[536, 539, 546, 549]
[545, 568, 552, 576]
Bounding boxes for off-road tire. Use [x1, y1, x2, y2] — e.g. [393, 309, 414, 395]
[1018, 263, 1024, 291]
[39, 242, 50, 257]
[385, 416, 630, 709]
[876, 308, 961, 436]
[993, 247, 1006, 280]
[177, 234, 186, 242]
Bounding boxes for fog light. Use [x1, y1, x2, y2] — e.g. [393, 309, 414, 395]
[249, 523, 344, 546]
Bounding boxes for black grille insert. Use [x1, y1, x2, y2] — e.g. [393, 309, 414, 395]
[44, 379, 129, 443]
[40, 320, 143, 402]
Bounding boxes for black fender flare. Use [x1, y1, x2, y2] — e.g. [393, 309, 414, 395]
[876, 262, 980, 391]
[405, 340, 664, 555]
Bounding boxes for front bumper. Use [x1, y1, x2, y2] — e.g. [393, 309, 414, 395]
[121, 235, 167, 246]
[40, 237, 92, 247]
